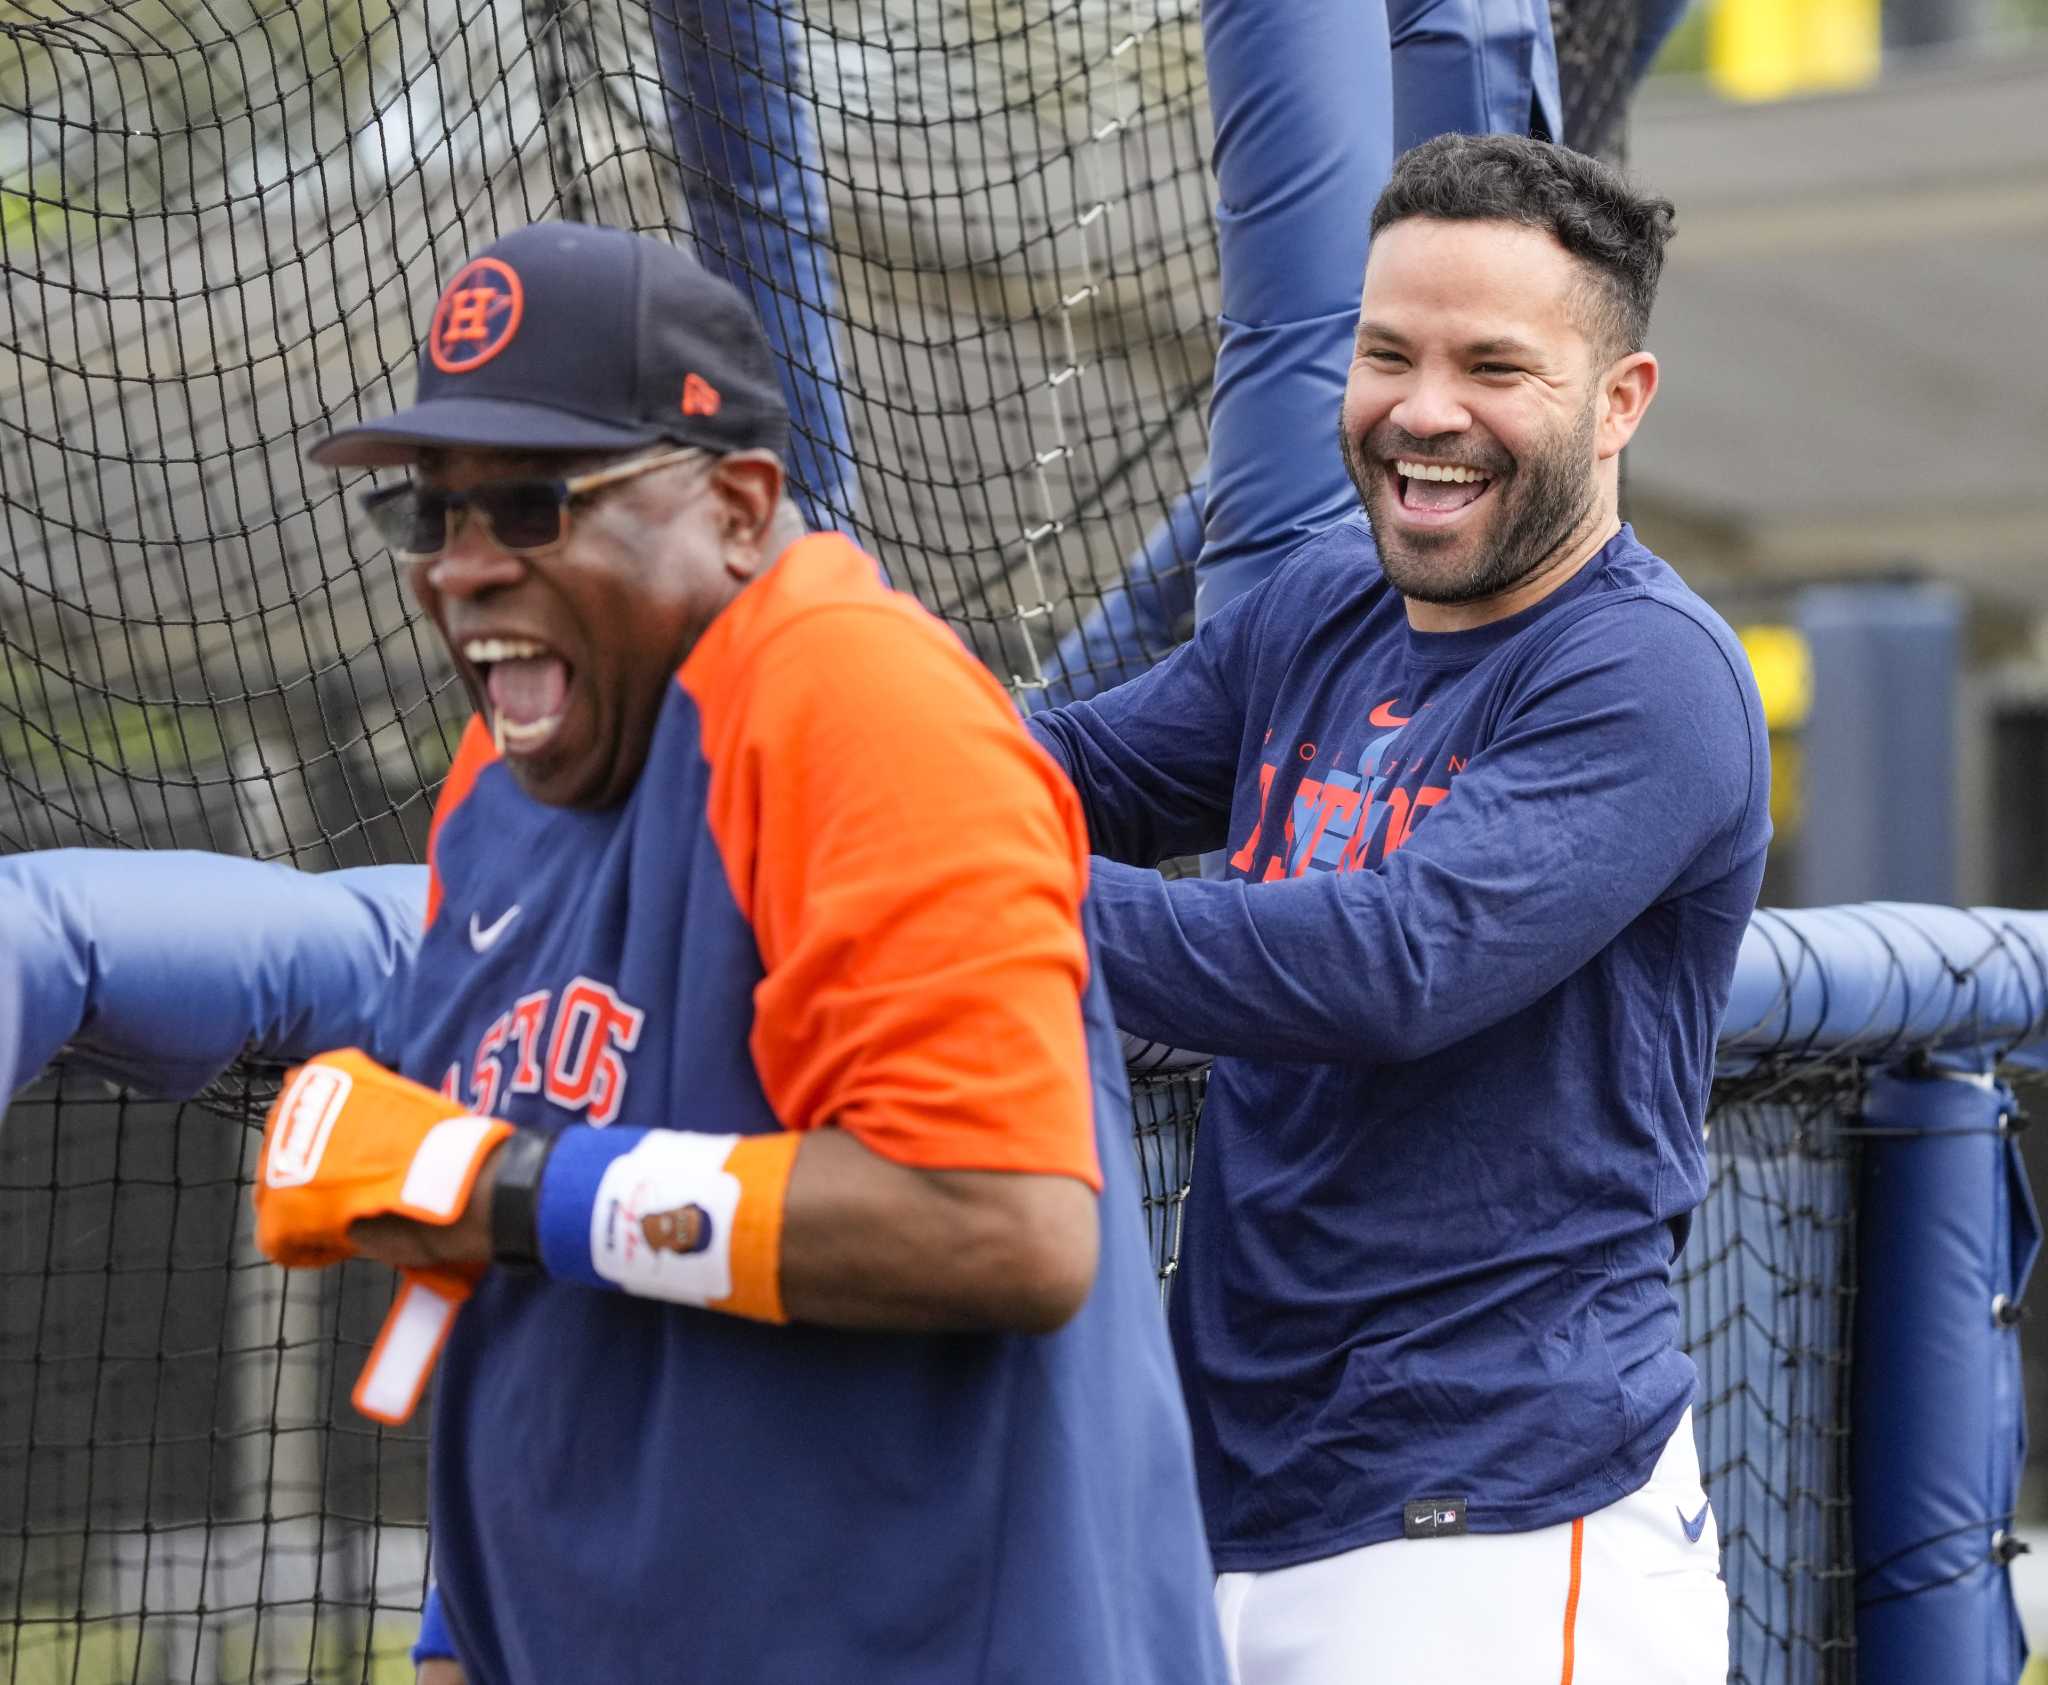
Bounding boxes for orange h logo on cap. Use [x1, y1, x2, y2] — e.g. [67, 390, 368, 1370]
[429, 257, 524, 374]
[681, 373, 722, 417]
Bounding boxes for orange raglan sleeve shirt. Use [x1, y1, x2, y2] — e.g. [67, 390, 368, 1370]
[679, 535, 1103, 1189]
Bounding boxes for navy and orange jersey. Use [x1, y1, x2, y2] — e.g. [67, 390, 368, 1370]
[1029, 519, 1772, 1572]
[403, 535, 1224, 1683]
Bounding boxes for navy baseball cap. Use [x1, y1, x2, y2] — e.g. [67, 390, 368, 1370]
[307, 222, 789, 468]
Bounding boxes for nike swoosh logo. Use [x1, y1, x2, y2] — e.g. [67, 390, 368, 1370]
[1679, 1499, 1711, 1544]
[1368, 700, 1412, 728]
[468, 905, 522, 954]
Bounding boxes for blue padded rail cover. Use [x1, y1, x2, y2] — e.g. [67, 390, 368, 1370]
[28, 875, 2048, 1100]
[0, 851, 423, 1103]
[1724, 903, 2048, 1074]
[1854, 1069, 2038, 1683]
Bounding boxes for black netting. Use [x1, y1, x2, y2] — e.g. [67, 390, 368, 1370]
[1131, 1064, 1203, 1301]
[1551, 0, 1641, 159]
[1680, 1069, 1862, 1685]
[2, 1068, 429, 1683]
[2, 0, 1665, 864]
[2, 0, 1218, 861]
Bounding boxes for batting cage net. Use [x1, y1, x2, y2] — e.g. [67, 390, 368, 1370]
[2, 0, 1225, 862]
[1681, 1074, 1858, 1685]
[2, 0, 1748, 1681]
[0, 0, 1644, 864]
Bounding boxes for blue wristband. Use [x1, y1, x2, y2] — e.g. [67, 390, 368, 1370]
[535, 1125, 651, 1285]
[412, 1584, 456, 1664]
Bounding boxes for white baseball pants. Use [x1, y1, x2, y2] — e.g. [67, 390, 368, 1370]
[1213, 1411, 1728, 1685]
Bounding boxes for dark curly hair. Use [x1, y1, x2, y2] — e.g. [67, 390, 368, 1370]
[1370, 134, 1676, 359]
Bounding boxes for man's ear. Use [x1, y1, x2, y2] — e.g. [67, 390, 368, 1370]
[708, 450, 787, 551]
[1595, 351, 1658, 462]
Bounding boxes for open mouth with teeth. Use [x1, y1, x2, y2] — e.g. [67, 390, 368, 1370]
[1391, 458, 1495, 523]
[463, 636, 575, 754]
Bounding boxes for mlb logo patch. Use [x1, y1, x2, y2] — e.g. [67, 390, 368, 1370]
[1402, 1496, 1469, 1539]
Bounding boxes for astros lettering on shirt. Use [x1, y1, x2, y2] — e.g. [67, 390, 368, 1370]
[1226, 692, 1460, 880]
[1028, 518, 1772, 1571]
[397, 535, 1224, 1683]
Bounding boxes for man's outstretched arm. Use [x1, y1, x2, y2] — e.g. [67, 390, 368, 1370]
[0, 850, 421, 1104]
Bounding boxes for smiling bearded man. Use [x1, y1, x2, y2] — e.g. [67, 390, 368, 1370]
[250, 222, 1229, 1685]
[1336, 197, 1639, 623]
[1342, 338, 1599, 612]
[1026, 134, 1769, 1683]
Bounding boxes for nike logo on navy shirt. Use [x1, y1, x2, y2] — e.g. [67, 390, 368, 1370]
[469, 905, 522, 953]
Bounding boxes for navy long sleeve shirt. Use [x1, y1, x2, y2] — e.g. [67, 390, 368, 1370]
[1028, 518, 1770, 1569]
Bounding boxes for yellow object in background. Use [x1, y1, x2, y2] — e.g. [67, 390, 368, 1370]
[1738, 624, 1814, 732]
[1739, 624, 1813, 837]
[1708, 0, 1881, 100]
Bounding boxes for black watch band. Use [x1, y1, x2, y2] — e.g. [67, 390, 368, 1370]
[489, 1129, 555, 1273]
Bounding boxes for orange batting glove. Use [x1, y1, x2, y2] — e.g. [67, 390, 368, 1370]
[254, 1049, 510, 1266]
[254, 1049, 513, 1424]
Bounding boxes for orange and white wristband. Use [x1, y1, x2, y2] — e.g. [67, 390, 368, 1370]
[533, 1125, 796, 1324]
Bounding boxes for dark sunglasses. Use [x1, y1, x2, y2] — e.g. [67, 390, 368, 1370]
[358, 446, 707, 559]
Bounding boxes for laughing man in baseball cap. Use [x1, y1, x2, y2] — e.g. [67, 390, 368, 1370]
[272, 222, 1229, 1685]
[310, 221, 797, 807]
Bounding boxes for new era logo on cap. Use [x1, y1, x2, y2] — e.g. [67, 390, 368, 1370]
[681, 373, 722, 417]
